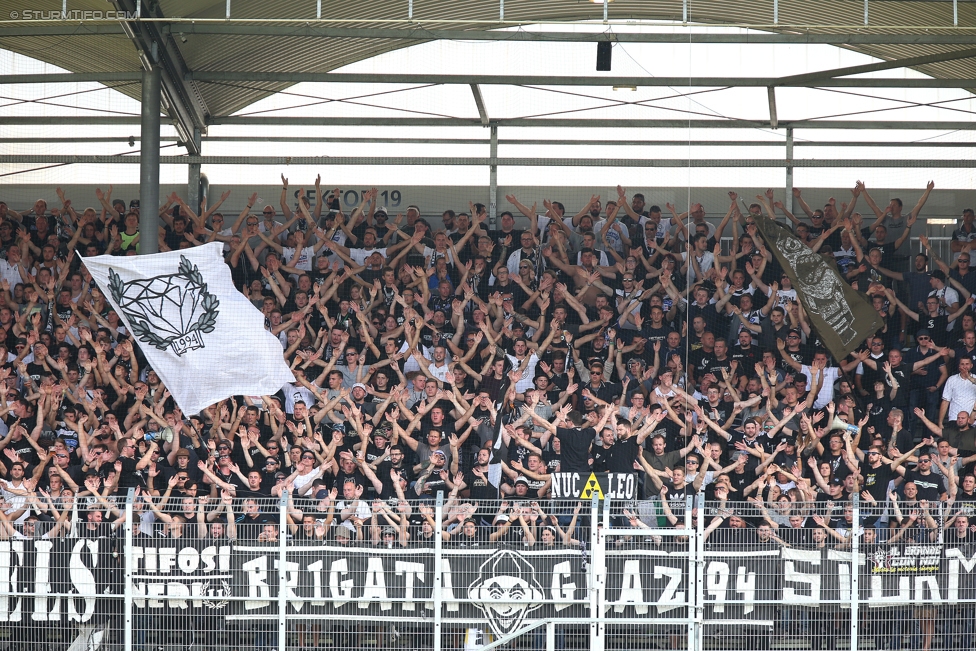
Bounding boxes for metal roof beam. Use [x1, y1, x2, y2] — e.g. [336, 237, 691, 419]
[0, 136, 973, 147]
[109, 0, 208, 154]
[187, 71, 976, 88]
[208, 116, 976, 130]
[153, 25, 976, 47]
[0, 71, 972, 89]
[767, 87, 778, 129]
[470, 84, 489, 126]
[0, 72, 142, 84]
[3, 116, 975, 130]
[776, 46, 976, 86]
[5, 23, 974, 46]
[0, 154, 971, 168]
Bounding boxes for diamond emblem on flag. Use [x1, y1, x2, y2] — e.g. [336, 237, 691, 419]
[109, 255, 220, 356]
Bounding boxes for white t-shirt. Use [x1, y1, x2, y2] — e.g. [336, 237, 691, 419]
[593, 219, 624, 253]
[281, 245, 314, 272]
[348, 246, 388, 266]
[801, 364, 840, 409]
[506, 353, 540, 393]
[773, 288, 798, 310]
[680, 251, 715, 281]
[282, 382, 316, 415]
[0, 259, 23, 289]
[336, 499, 371, 532]
[930, 286, 961, 311]
[942, 374, 976, 421]
[428, 361, 452, 383]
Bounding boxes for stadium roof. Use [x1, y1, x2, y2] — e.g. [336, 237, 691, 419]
[1, 0, 976, 149]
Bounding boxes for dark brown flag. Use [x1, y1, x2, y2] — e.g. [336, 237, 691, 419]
[751, 212, 881, 361]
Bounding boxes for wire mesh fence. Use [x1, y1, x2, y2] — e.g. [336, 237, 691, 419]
[0, 494, 974, 650]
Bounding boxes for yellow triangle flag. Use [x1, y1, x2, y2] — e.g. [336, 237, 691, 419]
[579, 472, 605, 500]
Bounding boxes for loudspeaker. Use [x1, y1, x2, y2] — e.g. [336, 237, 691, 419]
[596, 42, 612, 71]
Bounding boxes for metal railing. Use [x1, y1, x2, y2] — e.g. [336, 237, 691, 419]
[0, 492, 970, 651]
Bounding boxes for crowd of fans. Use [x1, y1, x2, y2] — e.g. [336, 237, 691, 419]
[0, 177, 974, 648]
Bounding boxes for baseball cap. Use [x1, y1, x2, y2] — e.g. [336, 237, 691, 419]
[375, 206, 388, 217]
[175, 448, 190, 458]
[382, 525, 397, 535]
[352, 382, 368, 392]
[431, 450, 447, 459]
[335, 527, 352, 539]
[514, 476, 529, 486]
[916, 328, 931, 338]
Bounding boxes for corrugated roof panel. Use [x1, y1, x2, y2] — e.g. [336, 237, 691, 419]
[0, 0, 974, 119]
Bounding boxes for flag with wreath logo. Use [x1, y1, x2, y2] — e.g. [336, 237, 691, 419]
[83, 242, 294, 414]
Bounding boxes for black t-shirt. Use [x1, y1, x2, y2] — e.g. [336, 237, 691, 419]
[464, 467, 498, 502]
[115, 456, 140, 488]
[236, 512, 274, 540]
[555, 426, 594, 474]
[730, 345, 760, 378]
[689, 348, 715, 378]
[591, 443, 611, 472]
[606, 437, 641, 474]
[699, 399, 734, 426]
[903, 469, 946, 501]
[918, 314, 951, 347]
[861, 461, 897, 502]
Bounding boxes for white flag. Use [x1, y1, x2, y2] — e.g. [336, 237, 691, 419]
[83, 243, 294, 415]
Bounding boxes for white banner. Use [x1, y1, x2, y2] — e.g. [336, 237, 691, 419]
[83, 243, 294, 414]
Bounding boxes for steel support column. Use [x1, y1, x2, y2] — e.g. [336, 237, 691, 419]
[785, 127, 794, 214]
[489, 125, 498, 228]
[187, 127, 202, 217]
[140, 65, 160, 255]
